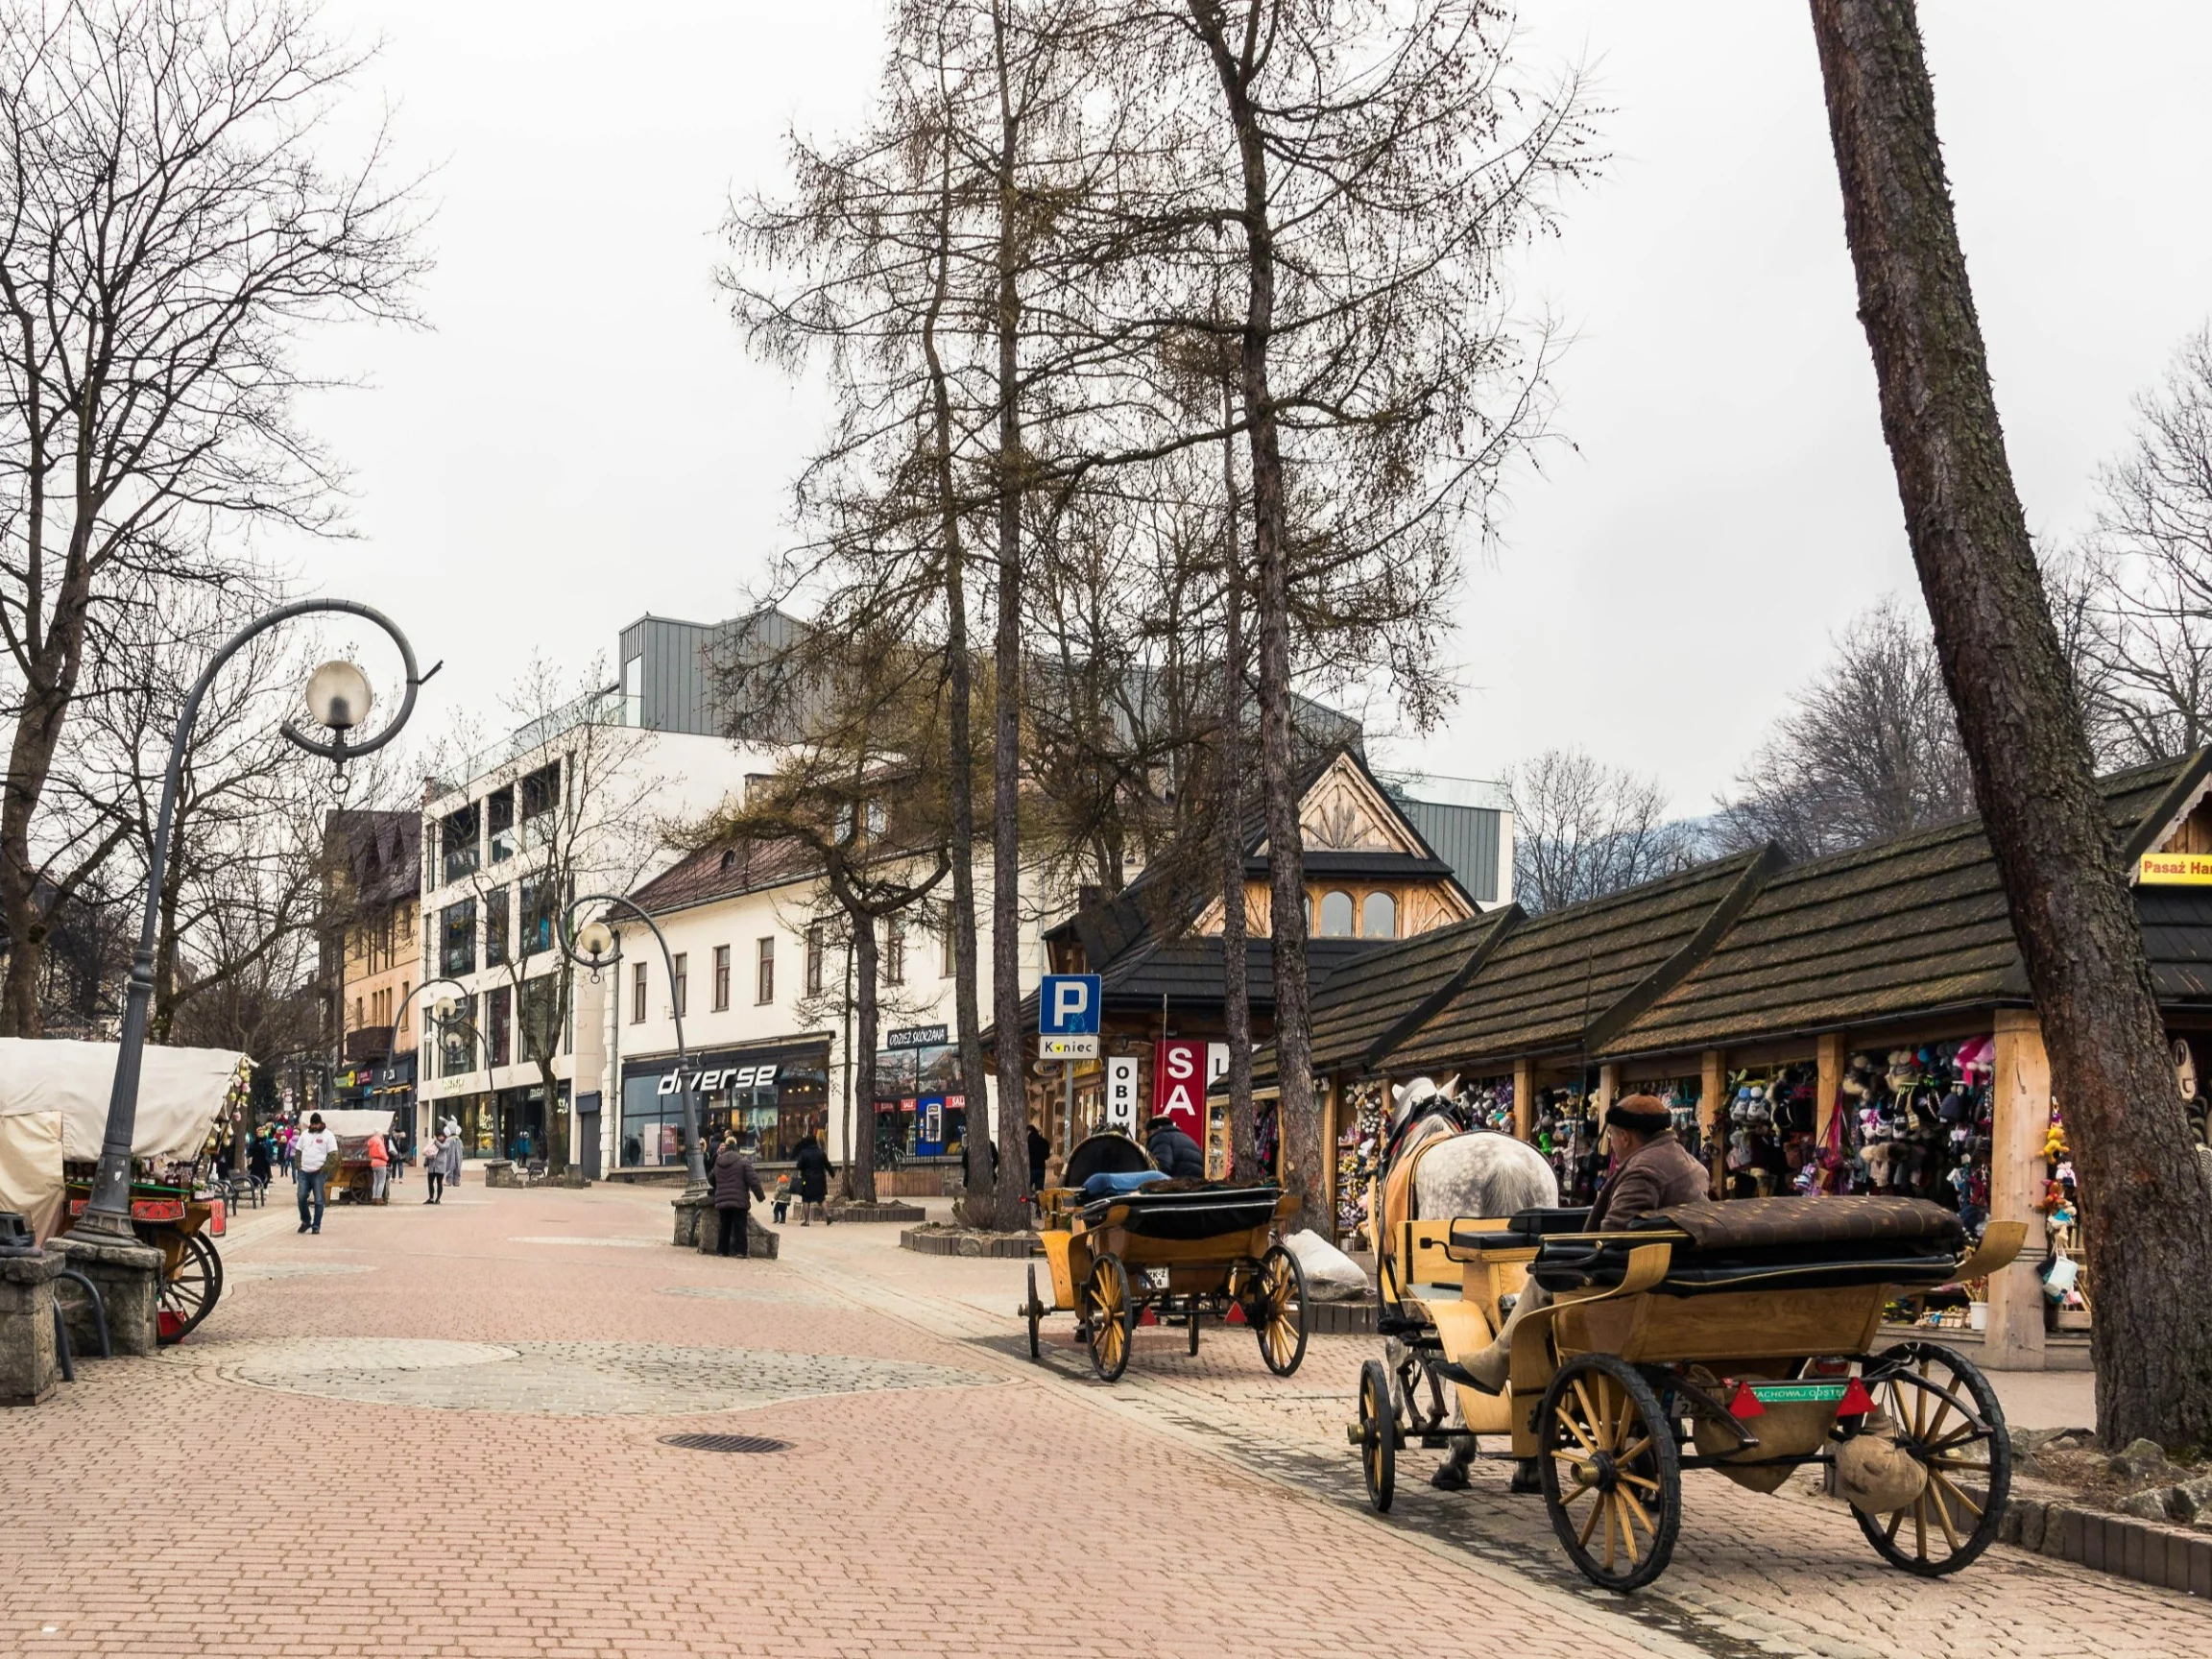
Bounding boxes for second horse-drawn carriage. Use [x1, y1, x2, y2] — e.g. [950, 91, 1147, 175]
[1021, 1133, 1310, 1382]
[0, 1037, 247, 1346]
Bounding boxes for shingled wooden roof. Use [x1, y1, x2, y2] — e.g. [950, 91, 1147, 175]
[1382, 846, 1784, 1075]
[1248, 905, 1521, 1087]
[1597, 752, 2212, 1060]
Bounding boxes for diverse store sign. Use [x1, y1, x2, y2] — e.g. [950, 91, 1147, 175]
[1153, 1039, 1206, 1136]
[2138, 850, 2212, 885]
[1104, 1056, 1141, 1131]
[656, 1063, 779, 1096]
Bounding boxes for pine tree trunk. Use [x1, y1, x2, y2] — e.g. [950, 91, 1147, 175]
[1192, 0, 1321, 1222]
[849, 912, 881, 1205]
[1810, 0, 2212, 1446]
[1220, 420, 1258, 1176]
[989, 0, 1031, 1230]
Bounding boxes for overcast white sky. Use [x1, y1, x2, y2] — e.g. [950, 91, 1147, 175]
[285, 2, 2212, 811]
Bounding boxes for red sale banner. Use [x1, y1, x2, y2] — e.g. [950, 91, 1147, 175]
[1152, 1040, 1206, 1137]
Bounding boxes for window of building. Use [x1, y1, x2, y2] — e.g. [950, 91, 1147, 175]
[519, 975, 560, 1065]
[519, 761, 560, 849]
[440, 804, 480, 886]
[1360, 891, 1398, 939]
[1318, 889, 1355, 938]
[712, 945, 732, 1011]
[631, 960, 647, 1024]
[484, 886, 510, 967]
[487, 786, 516, 863]
[518, 877, 557, 957]
[397, 981, 411, 1035]
[486, 985, 513, 1068]
[756, 937, 775, 1004]
[672, 952, 687, 1019]
[440, 994, 477, 1077]
[805, 924, 825, 997]
[938, 905, 955, 976]
[440, 899, 477, 975]
[884, 918, 904, 985]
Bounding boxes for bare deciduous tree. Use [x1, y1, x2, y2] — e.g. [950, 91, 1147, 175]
[1511, 748, 1690, 914]
[1717, 597, 1973, 859]
[0, 0, 422, 1034]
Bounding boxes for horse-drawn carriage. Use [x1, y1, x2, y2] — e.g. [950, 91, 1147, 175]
[0, 1038, 246, 1346]
[1020, 1133, 1310, 1382]
[1355, 1190, 2023, 1592]
[320, 1107, 397, 1204]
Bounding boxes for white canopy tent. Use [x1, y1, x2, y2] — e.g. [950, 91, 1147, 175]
[0, 1037, 244, 1239]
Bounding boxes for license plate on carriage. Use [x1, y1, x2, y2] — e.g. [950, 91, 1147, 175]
[1728, 1377, 1873, 1416]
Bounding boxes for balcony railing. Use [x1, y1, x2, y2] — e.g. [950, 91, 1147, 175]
[345, 1024, 395, 1062]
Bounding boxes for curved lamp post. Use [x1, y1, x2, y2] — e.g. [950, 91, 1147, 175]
[558, 893, 705, 1196]
[408, 976, 492, 1141]
[70, 599, 428, 1244]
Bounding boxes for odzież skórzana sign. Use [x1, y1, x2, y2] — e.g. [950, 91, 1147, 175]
[886, 1024, 950, 1050]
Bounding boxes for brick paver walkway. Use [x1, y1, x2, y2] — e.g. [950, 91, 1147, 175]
[3, 1183, 2203, 1658]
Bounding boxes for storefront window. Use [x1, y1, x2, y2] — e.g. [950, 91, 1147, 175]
[872, 1044, 967, 1158]
[619, 1042, 830, 1167]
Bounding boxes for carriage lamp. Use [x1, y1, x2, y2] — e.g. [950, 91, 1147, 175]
[302, 659, 374, 731]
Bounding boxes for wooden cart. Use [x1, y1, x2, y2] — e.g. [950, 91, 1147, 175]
[1354, 1194, 2024, 1592]
[1022, 1133, 1310, 1382]
[62, 1180, 226, 1344]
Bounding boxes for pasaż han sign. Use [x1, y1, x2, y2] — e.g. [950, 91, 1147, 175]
[2138, 851, 2212, 885]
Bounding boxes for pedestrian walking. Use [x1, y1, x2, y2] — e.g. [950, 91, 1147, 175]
[710, 1134, 765, 1257]
[427, 1131, 460, 1203]
[793, 1132, 833, 1225]
[367, 1125, 390, 1203]
[247, 1133, 272, 1203]
[294, 1113, 338, 1234]
[387, 1126, 407, 1185]
[1026, 1123, 1050, 1191]
[770, 1172, 792, 1223]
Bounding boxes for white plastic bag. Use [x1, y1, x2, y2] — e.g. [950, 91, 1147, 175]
[1283, 1227, 1370, 1302]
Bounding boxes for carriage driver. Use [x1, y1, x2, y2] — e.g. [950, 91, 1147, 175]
[1459, 1094, 1708, 1395]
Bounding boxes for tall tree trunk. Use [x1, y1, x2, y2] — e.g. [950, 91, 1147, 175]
[1220, 415, 1257, 1175]
[0, 608, 91, 1036]
[921, 129, 998, 1223]
[1192, 0, 1320, 1221]
[848, 908, 881, 1206]
[1810, 0, 2212, 1447]
[989, 0, 1031, 1228]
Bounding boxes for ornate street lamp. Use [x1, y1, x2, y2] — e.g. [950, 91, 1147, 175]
[408, 976, 492, 1137]
[69, 599, 427, 1244]
[558, 894, 706, 1197]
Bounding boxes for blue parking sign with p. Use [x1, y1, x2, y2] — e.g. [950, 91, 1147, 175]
[1041, 974, 1102, 1035]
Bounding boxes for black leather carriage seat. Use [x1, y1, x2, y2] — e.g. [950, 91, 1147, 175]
[1528, 1196, 1969, 1297]
[1078, 1183, 1283, 1241]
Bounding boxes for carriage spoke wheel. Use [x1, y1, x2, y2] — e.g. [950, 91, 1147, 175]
[1537, 1352, 1681, 1593]
[1358, 1358, 1397, 1513]
[156, 1233, 223, 1346]
[1081, 1255, 1134, 1382]
[1852, 1341, 2011, 1576]
[1024, 1264, 1043, 1362]
[1250, 1245, 1309, 1377]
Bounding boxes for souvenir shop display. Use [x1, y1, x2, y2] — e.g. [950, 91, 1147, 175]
[1721, 1063, 1816, 1197]
[1836, 1039, 1993, 1238]
[2034, 1098, 2089, 1330]
[1530, 1084, 1600, 1203]
[1334, 1081, 1386, 1248]
[1460, 1077, 1515, 1135]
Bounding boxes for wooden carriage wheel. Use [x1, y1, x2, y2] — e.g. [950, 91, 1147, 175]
[1358, 1358, 1397, 1513]
[1024, 1264, 1044, 1362]
[1537, 1352, 1681, 1593]
[1081, 1255, 1135, 1382]
[1250, 1244, 1309, 1377]
[156, 1232, 223, 1346]
[1851, 1341, 2011, 1576]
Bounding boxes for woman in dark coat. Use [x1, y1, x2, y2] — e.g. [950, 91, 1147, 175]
[792, 1133, 834, 1226]
[710, 1135, 765, 1257]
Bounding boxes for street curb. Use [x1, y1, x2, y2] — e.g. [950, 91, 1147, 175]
[2001, 1496, 2212, 1599]
[900, 1227, 1039, 1259]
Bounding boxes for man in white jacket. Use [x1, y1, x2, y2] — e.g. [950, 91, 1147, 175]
[294, 1113, 339, 1235]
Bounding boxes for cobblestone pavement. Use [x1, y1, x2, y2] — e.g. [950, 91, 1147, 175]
[0, 1183, 2201, 1659]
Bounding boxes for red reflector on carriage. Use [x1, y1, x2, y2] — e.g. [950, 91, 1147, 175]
[1838, 1377, 1875, 1417]
[1138, 1308, 1158, 1327]
[1727, 1382, 1766, 1418]
[1225, 1303, 1247, 1325]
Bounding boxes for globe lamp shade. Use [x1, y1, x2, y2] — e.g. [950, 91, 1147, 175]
[303, 660, 373, 732]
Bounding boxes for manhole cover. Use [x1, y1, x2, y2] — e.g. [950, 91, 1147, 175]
[659, 1432, 790, 1455]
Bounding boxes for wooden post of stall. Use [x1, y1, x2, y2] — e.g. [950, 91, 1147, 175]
[1700, 1048, 1726, 1198]
[1986, 1010, 2050, 1371]
[1512, 1057, 1535, 1141]
[1815, 1031, 1847, 1144]
[1595, 1063, 1619, 1116]
[1318, 1075, 1337, 1240]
